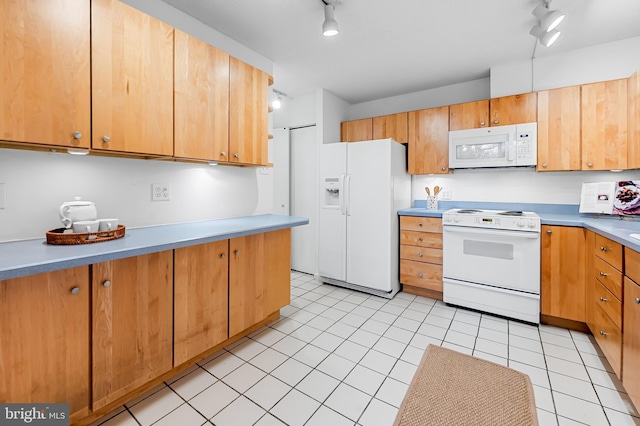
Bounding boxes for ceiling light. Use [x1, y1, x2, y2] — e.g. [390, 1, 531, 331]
[272, 89, 290, 109]
[530, 26, 561, 47]
[322, 3, 339, 37]
[532, 4, 565, 32]
[67, 148, 90, 156]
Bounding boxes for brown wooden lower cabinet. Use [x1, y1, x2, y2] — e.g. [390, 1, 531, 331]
[623, 276, 640, 410]
[399, 216, 443, 297]
[0, 267, 90, 422]
[92, 251, 174, 410]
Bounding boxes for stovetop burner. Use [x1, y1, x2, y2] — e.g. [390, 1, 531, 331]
[457, 209, 483, 214]
[498, 211, 524, 216]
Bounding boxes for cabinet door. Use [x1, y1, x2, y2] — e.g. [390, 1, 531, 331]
[0, 0, 90, 148]
[92, 251, 173, 410]
[0, 267, 90, 421]
[537, 86, 581, 171]
[229, 229, 291, 336]
[92, 0, 174, 155]
[449, 100, 489, 130]
[229, 57, 269, 165]
[174, 241, 229, 366]
[174, 30, 230, 162]
[628, 70, 640, 169]
[373, 113, 408, 143]
[623, 277, 640, 410]
[581, 79, 628, 170]
[489, 93, 537, 126]
[408, 106, 449, 174]
[341, 118, 373, 142]
[541, 226, 586, 322]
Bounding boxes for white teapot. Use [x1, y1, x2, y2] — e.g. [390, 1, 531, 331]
[59, 197, 98, 229]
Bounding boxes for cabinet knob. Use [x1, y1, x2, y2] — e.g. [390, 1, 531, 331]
[493, 120, 499, 124]
[73, 131, 82, 139]
[587, 162, 593, 167]
[418, 273, 423, 278]
[418, 223, 423, 227]
[102, 135, 111, 143]
[600, 246, 608, 252]
[599, 330, 608, 336]
[221, 151, 227, 156]
[599, 297, 608, 302]
[542, 163, 548, 168]
[418, 252, 423, 257]
[636, 298, 640, 304]
[234, 153, 239, 158]
[70, 286, 80, 295]
[546, 230, 552, 235]
[102, 280, 111, 287]
[599, 271, 608, 277]
[220, 253, 226, 259]
[234, 249, 240, 255]
[480, 121, 485, 126]
[441, 167, 446, 171]
[418, 237, 423, 242]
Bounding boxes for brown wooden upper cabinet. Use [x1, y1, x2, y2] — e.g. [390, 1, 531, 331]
[537, 86, 582, 171]
[373, 113, 408, 143]
[408, 106, 449, 174]
[0, 0, 91, 149]
[628, 70, 640, 169]
[449, 100, 489, 130]
[92, 0, 174, 156]
[341, 118, 373, 142]
[581, 79, 628, 170]
[229, 57, 269, 165]
[489, 93, 537, 126]
[174, 30, 230, 162]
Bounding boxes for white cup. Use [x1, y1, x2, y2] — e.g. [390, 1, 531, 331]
[98, 218, 119, 232]
[73, 220, 100, 234]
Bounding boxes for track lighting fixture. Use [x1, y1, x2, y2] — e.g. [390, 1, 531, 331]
[322, 1, 339, 37]
[272, 89, 289, 109]
[530, 0, 564, 47]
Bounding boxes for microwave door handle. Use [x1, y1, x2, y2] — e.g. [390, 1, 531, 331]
[508, 139, 516, 161]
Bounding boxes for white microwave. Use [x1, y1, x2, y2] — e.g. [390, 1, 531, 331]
[448, 122, 537, 169]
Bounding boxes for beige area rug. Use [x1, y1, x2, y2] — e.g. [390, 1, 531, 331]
[393, 344, 539, 426]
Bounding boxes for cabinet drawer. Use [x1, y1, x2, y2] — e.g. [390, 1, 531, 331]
[594, 256, 623, 300]
[590, 303, 622, 378]
[595, 234, 623, 271]
[400, 230, 442, 248]
[626, 247, 640, 284]
[400, 245, 442, 264]
[400, 260, 442, 291]
[400, 216, 442, 233]
[591, 279, 622, 329]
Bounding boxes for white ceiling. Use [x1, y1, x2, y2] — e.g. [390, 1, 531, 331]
[161, 0, 640, 104]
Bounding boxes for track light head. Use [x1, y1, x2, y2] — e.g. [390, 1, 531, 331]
[530, 25, 561, 47]
[322, 4, 339, 37]
[532, 3, 565, 32]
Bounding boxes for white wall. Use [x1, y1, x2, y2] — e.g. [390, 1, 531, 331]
[0, 149, 273, 242]
[491, 36, 640, 97]
[349, 78, 490, 120]
[320, 89, 351, 144]
[413, 169, 640, 205]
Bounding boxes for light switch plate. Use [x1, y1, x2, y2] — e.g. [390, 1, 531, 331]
[0, 183, 5, 209]
[151, 183, 170, 201]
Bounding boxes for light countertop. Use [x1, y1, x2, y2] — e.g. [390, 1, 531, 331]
[0, 214, 309, 281]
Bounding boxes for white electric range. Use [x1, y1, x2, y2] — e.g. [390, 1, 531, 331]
[442, 208, 541, 323]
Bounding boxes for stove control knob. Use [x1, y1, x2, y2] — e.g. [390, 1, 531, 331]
[527, 221, 536, 229]
[444, 216, 450, 223]
[454, 216, 461, 223]
[517, 220, 525, 228]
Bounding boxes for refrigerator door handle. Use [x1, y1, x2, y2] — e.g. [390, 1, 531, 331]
[345, 174, 352, 216]
[339, 173, 346, 215]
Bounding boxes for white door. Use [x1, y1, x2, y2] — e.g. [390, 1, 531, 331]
[272, 128, 290, 215]
[346, 140, 393, 291]
[290, 125, 317, 274]
[317, 143, 347, 281]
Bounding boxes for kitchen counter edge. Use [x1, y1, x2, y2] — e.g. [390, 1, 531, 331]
[398, 208, 640, 252]
[0, 214, 309, 281]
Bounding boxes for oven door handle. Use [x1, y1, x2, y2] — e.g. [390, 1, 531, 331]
[443, 226, 540, 239]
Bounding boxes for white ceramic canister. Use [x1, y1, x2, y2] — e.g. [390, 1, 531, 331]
[59, 197, 98, 229]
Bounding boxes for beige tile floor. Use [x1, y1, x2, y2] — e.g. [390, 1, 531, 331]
[92, 272, 640, 426]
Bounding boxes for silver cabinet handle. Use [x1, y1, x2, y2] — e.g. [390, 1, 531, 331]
[234, 153, 239, 158]
[70, 287, 80, 295]
[600, 247, 608, 252]
[493, 120, 499, 124]
[480, 121, 485, 126]
[220, 253, 226, 259]
[587, 162, 593, 167]
[441, 167, 446, 171]
[636, 297, 640, 304]
[599, 330, 608, 336]
[542, 162, 548, 168]
[600, 297, 608, 302]
[418, 223, 423, 227]
[221, 151, 227, 156]
[547, 230, 552, 235]
[102, 135, 111, 143]
[599, 272, 608, 277]
[418, 237, 423, 242]
[234, 249, 240, 255]
[418, 252, 423, 257]
[418, 273, 423, 278]
[102, 280, 111, 287]
[73, 131, 82, 139]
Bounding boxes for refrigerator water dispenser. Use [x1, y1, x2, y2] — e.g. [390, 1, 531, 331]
[324, 178, 340, 207]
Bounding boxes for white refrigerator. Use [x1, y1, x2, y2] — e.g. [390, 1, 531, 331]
[316, 139, 411, 298]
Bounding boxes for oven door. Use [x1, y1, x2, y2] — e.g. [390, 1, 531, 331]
[443, 225, 540, 294]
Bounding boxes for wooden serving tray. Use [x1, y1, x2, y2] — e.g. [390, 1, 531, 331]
[46, 225, 126, 245]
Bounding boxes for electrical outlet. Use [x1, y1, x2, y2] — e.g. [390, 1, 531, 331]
[439, 188, 452, 200]
[151, 183, 170, 201]
[0, 183, 5, 209]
